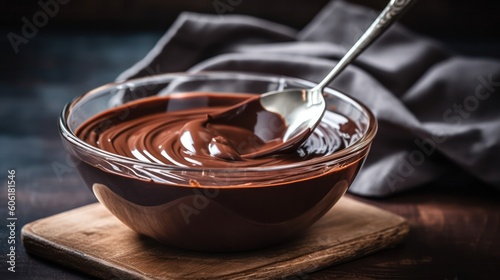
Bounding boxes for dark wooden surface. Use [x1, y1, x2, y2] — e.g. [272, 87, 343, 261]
[2, 1, 500, 279]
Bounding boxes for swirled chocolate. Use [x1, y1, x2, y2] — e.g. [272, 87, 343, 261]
[75, 92, 360, 168]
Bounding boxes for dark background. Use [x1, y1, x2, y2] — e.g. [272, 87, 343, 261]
[3, 0, 500, 39]
[1, 0, 500, 279]
[3, 0, 500, 70]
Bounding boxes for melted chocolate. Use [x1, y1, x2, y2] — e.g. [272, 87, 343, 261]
[69, 91, 369, 251]
[75, 92, 358, 168]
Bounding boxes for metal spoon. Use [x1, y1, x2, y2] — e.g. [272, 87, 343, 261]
[208, 0, 415, 159]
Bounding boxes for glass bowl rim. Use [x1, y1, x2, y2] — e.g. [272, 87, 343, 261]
[59, 71, 378, 173]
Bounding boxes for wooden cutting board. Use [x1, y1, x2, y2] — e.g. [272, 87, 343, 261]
[22, 197, 408, 279]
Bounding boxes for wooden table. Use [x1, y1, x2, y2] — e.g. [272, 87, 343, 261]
[324, 186, 500, 279]
[2, 30, 499, 279]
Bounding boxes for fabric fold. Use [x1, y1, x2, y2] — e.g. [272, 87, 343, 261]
[118, 0, 500, 197]
[117, 12, 297, 81]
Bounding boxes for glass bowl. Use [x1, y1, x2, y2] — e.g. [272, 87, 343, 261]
[59, 72, 377, 252]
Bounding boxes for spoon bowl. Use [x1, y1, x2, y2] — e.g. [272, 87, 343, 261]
[205, 88, 326, 159]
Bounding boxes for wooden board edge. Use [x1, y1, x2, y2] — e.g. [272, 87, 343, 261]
[21, 224, 159, 280]
[220, 219, 410, 280]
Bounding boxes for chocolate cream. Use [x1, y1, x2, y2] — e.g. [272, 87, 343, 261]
[76, 92, 360, 168]
[71, 91, 367, 251]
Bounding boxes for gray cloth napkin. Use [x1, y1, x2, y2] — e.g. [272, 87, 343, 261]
[117, 0, 500, 197]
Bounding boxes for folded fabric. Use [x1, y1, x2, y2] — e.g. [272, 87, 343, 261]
[117, 0, 500, 197]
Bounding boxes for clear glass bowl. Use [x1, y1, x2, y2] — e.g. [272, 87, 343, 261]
[59, 72, 377, 252]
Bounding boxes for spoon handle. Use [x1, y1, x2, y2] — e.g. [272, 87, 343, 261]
[312, 0, 416, 92]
